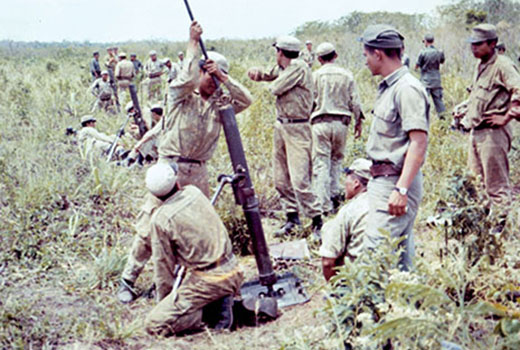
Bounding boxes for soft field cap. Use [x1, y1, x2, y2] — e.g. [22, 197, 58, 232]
[358, 24, 404, 49]
[149, 50, 157, 56]
[467, 23, 498, 43]
[206, 51, 229, 74]
[344, 158, 372, 180]
[81, 115, 96, 124]
[145, 163, 178, 197]
[125, 101, 134, 113]
[101, 70, 108, 75]
[163, 57, 171, 64]
[424, 33, 434, 41]
[316, 42, 335, 57]
[274, 35, 301, 52]
[119, 52, 127, 58]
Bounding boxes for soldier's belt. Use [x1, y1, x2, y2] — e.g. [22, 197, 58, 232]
[473, 119, 502, 131]
[311, 114, 350, 125]
[163, 155, 203, 165]
[370, 161, 401, 178]
[149, 72, 162, 79]
[196, 254, 236, 272]
[277, 117, 309, 124]
[99, 96, 112, 101]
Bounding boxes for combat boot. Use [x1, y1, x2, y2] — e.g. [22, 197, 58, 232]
[274, 212, 301, 238]
[311, 215, 323, 241]
[202, 295, 235, 330]
[117, 278, 138, 304]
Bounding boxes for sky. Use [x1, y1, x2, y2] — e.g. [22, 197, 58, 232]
[1, 0, 451, 43]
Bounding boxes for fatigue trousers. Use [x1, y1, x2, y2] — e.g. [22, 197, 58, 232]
[364, 172, 423, 271]
[121, 162, 210, 283]
[145, 257, 243, 336]
[468, 125, 512, 207]
[426, 87, 446, 115]
[91, 98, 114, 114]
[273, 120, 321, 218]
[311, 120, 348, 213]
[117, 80, 131, 102]
[146, 77, 162, 101]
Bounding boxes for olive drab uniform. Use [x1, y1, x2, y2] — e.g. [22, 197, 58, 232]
[121, 44, 252, 286]
[311, 63, 363, 214]
[90, 58, 101, 82]
[319, 191, 370, 262]
[90, 78, 114, 113]
[115, 58, 135, 93]
[456, 53, 520, 207]
[144, 185, 243, 336]
[129, 110, 159, 161]
[144, 58, 164, 101]
[104, 53, 117, 83]
[365, 67, 430, 271]
[77, 126, 115, 156]
[256, 59, 321, 219]
[299, 49, 315, 68]
[416, 45, 446, 114]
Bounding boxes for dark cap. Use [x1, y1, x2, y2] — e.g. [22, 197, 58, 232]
[496, 42, 506, 50]
[130, 53, 137, 57]
[358, 24, 404, 49]
[93, 51, 99, 56]
[424, 33, 434, 42]
[467, 23, 498, 44]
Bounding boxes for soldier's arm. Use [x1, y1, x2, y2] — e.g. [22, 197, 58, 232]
[440, 51, 445, 65]
[319, 211, 348, 281]
[248, 65, 279, 82]
[269, 65, 304, 96]
[483, 61, 520, 126]
[114, 64, 121, 79]
[133, 120, 162, 153]
[348, 79, 364, 138]
[224, 77, 253, 114]
[93, 128, 116, 144]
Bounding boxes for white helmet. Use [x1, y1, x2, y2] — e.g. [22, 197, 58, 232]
[145, 163, 178, 197]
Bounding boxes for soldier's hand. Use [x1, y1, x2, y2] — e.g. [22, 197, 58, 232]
[247, 68, 262, 81]
[483, 114, 511, 127]
[190, 21, 203, 42]
[354, 121, 362, 139]
[204, 59, 228, 83]
[388, 190, 407, 217]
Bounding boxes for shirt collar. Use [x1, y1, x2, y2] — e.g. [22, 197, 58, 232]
[379, 66, 408, 91]
[479, 52, 498, 73]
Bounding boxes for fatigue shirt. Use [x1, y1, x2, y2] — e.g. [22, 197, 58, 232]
[145, 59, 164, 78]
[104, 54, 117, 71]
[115, 59, 135, 81]
[460, 53, 520, 129]
[91, 78, 113, 99]
[143, 45, 252, 161]
[77, 126, 114, 149]
[90, 58, 101, 76]
[416, 46, 445, 88]
[299, 49, 315, 67]
[319, 191, 370, 260]
[166, 63, 179, 83]
[366, 67, 430, 169]
[260, 59, 313, 120]
[132, 59, 142, 74]
[150, 185, 233, 270]
[311, 63, 362, 121]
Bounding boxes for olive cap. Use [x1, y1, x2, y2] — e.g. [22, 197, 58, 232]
[467, 23, 498, 43]
[145, 163, 178, 198]
[273, 35, 301, 53]
[316, 42, 335, 57]
[344, 158, 372, 180]
[358, 24, 404, 49]
[81, 115, 96, 124]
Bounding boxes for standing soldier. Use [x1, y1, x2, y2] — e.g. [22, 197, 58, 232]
[247, 36, 323, 239]
[415, 34, 446, 118]
[360, 25, 430, 271]
[115, 51, 135, 100]
[130, 53, 143, 74]
[90, 51, 101, 82]
[89, 71, 115, 114]
[300, 40, 316, 68]
[311, 42, 364, 215]
[453, 24, 520, 210]
[117, 21, 252, 303]
[496, 42, 506, 55]
[177, 51, 185, 70]
[104, 47, 118, 82]
[144, 50, 164, 101]
[163, 57, 179, 84]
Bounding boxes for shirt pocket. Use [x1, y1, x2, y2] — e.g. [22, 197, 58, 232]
[372, 108, 399, 137]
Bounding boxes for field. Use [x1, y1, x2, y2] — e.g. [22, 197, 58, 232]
[2, 5, 520, 350]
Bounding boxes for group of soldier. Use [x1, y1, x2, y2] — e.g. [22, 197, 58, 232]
[75, 20, 519, 336]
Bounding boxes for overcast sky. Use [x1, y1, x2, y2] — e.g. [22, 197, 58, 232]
[2, 0, 451, 43]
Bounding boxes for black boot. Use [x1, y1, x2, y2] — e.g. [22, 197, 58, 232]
[274, 212, 301, 237]
[311, 215, 323, 241]
[202, 295, 235, 330]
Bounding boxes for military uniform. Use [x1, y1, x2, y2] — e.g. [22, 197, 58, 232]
[456, 24, 520, 207]
[77, 125, 115, 156]
[144, 185, 243, 336]
[104, 53, 117, 83]
[144, 53, 164, 101]
[360, 25, 430, 271]
[90, 77, 114, 113]
[416, 41, 446, 114]
[300, 49, 315, 68]
[311, 42, 363, 214]
[90, 57, 101, 81]
[115, 56, 135, 91]
[121, 46, 251, 287]
[131, 56, 142, 74]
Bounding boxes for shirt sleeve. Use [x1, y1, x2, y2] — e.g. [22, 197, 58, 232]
[397, 84, 429, 133]
[348, 78, 363, 123]
[167, 44, 201, 105]
[269, 64, 305, 96]
[258, 65, 280, 82]
[499, 59, 520, 120]
[223, 77, 253, 114]
[319, 208, 348, 259]
[93, 129, 116, 144]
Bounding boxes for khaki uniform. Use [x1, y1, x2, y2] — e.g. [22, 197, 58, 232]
[167, 63, 179, 83]
[144, 185, 243, 336]
[104, 54, 117, 83]
[129, 111, 159, 161]
[299, 49, 315, 68]
[115, 59, 135, 90]
[144, 59, 164, 101]
[365, 67, 430, 270]
[457, 53, 520, 206]
[416, 45, 446, 114]
[311, 63, 363, 213]
[77, 126, 115, 156]
[90, 78, 114, 113]
[121, 44, 252, 285]
[257, 59, 321, 218]
[319, 191, 370, 261]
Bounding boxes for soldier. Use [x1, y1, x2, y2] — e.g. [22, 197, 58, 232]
[311, 42, 364, 215]
[320, 159, 371, 281]
[178, 51, 185, 70]
[117, 21, 252, 303]
[141, 163, 243, 336]
[299, 40, 315, 68]
[163, 57, 179, 84]
[359, 24, 430, 271]
[496, 42, 506, 55]
[77, 115, 120, 156]
[90, 51, 101, 82]
[104, 47, 118, 83]
[453, 24, 520, 209]
[89, 71, 115, 114]
[128, 102, 163, 162]
[114, 52, 135, 99]
[247, 36, 323, 239]
[144, 50, 164, 101]
[415, 34, 446, 117]
[401, 45, 410, 68]
[130, 53, 142, 74]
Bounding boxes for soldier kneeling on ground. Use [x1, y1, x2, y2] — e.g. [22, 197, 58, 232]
[142, 163, 244, 336]
[77, 115, 128, 160]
